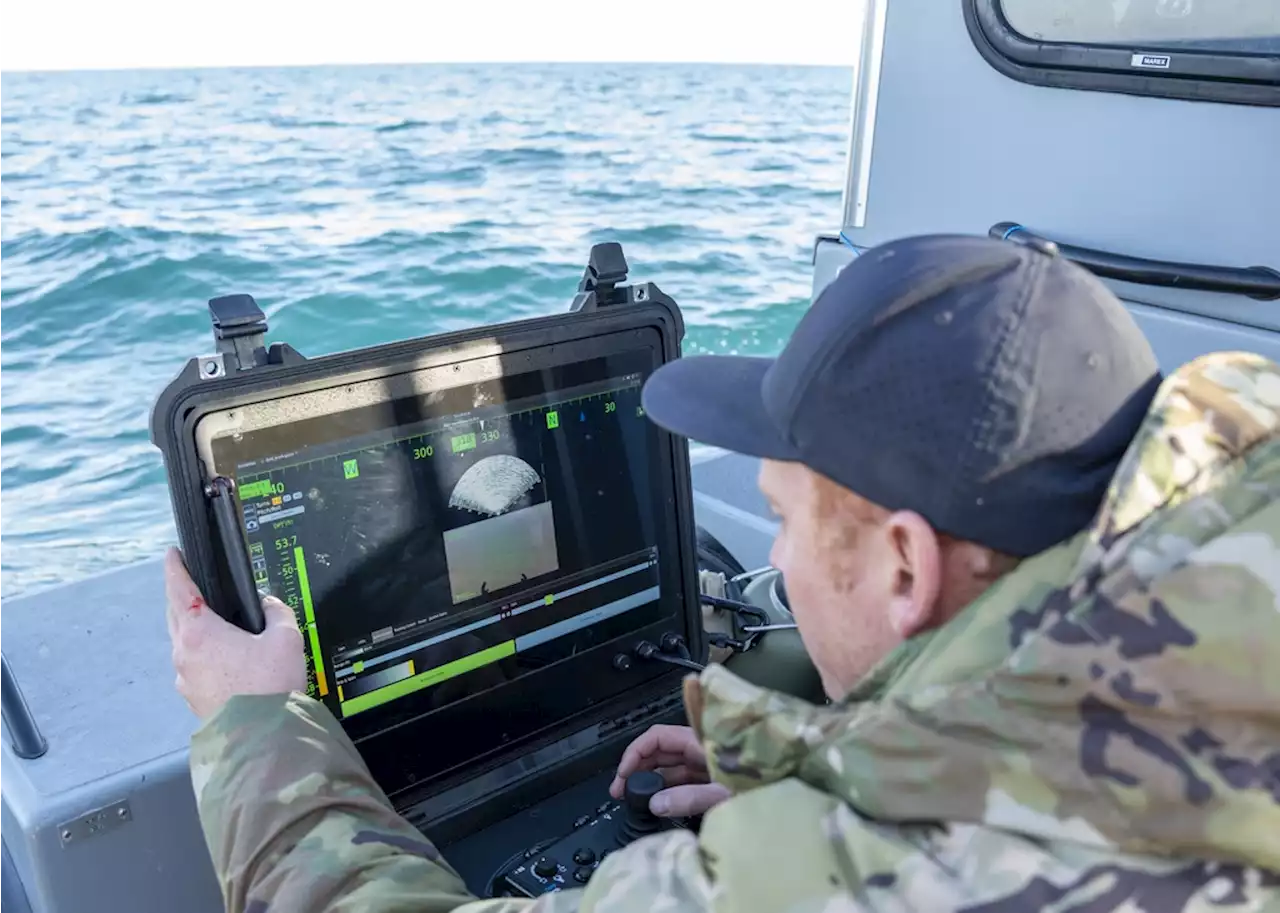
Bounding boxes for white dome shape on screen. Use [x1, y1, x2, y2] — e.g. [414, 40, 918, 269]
[449, 454, 541, 516]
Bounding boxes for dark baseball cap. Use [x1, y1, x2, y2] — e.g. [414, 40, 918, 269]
[642, 234, 1161, 557]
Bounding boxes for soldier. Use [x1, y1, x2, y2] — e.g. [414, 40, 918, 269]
[166, 234, 1280, 912]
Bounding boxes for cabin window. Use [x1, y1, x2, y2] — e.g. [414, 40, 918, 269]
[964, 0, 1280, 106]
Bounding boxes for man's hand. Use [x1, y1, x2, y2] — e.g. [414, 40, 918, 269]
[165, 547, 308, 719]
[608, 724, 732, 817]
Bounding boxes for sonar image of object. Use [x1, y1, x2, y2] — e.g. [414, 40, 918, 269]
[448, 454, 541, 517]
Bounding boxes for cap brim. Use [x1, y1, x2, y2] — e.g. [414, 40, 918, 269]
[641, 356, 800, 461]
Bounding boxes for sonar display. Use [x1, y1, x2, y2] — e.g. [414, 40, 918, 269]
[216, 349, 670, 732]
[449, 454, 542, 516]
[445, 454, 560, 603]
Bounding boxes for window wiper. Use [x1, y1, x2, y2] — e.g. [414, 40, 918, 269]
[990, 222, 1280, 301]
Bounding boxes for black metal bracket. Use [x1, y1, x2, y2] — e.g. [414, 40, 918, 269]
[205, 477, 267, 634]
[569, 242, 675, 314]
[2, 652, 47, 760]
[210, 293, 269, 370]
[195, 294, 307, 380]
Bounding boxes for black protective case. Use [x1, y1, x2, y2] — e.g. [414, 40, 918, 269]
[148, 248, 708, 800]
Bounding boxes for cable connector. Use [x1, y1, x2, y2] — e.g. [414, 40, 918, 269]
[634, 640, 704, 672]
[707, 632, 748, 653]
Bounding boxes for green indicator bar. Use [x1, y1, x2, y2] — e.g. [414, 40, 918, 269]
[341, 640, 516, 717]
[294, 547, 328, 697]
[307, 628, 325, 693]
[239, 479, 274, 500]
[545, 410, 559, 429]
[294, 547, 317, 626]
[451, 432, 477, 453]
[343, 458, 360, 479]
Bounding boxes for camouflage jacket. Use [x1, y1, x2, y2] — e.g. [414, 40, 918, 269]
[190, 351, 1280, 913]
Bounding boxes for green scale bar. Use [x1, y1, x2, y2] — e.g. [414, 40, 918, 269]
[340, 640, 516, 717]
[294, 547, 329, 697]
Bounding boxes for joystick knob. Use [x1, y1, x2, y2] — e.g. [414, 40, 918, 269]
[533, 856, 559, 879]
[617, 771, 664, 846]
[623, 771, 664, 816]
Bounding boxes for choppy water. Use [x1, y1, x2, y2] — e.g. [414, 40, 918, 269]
[1, 63, 850, 598]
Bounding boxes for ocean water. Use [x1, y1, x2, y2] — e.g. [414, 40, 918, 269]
[1, 63, 851, 599]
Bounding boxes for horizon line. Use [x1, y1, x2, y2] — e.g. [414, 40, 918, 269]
[3, 58, 855, 77]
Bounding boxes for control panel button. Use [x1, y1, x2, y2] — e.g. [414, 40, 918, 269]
[596, 802, 612, 815]
[573, 815, 591, 829]
[572, 847, 596, 865]
[573, 866, 592, 884]
[533, 857, 559, 879]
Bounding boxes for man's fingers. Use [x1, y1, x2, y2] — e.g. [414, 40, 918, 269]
[609, 750, 706, 798]
[610, 751, 703, 797]
[261, 595, 298, 631]
[609, 762, 704, 800]
[164, 548, 200, 641]
[627, 750, 704, 772]
[654, 765, 707, 788]
[649, 783, 732, 818]
[610, 725, 709, 798]
[615, 725, 706, 780]
[163, 547, 194, 596]
[163, 548, 186, 618]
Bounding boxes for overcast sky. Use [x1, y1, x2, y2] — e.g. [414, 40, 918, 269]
[1, 0, 862, 71]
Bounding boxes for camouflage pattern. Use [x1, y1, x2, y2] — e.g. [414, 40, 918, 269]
[190, 351, 1280, 912]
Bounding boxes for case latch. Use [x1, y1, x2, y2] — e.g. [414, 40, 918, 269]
[206, 293, 270, 374]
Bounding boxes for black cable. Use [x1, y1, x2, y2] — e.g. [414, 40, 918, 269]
[699, 594, 769, 629]
[660, 632, 692, 661]
[635, 641, 705, 672]
[647, 653, 706, 672]
[707, 632, 749, 653]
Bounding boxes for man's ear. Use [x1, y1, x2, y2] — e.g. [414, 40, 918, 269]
[883, 511, 943, 638]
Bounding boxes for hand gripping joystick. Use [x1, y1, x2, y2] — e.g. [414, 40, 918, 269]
[617, 771, 665, 846]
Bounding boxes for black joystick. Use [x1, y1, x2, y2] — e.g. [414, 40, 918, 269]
[618, 771, 664, 846]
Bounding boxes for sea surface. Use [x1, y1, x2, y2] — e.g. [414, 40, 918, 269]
[1, 63, 851, 599]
